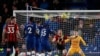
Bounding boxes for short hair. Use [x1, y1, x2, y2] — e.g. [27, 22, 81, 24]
[29, 17, 34, 22]
[73, 29, 78, 32]
[6, 17, 11, 23]
[10, 16, 16, 20]
[36, 20, 41, 24]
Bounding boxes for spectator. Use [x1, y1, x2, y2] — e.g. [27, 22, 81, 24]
[0, 16, 4, 51]
[12, 5, 17, 10]
[23, 2, 29, 10]
[1, 3, 7, 15]
[31, 1, 38, 10]
[88, 23, 96, 44]
[88, 24, 95, 39]
[39, 0, 49, 9]
[49, 0, 61, 10]
[12, 0, 18, 6]
[2, 3, 7, 9]
[78, 20, 84, 36]
[2, 8, 10, 23]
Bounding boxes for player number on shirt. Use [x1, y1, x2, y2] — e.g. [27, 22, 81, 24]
[8, 27, 14, 33]
[41, 29, 46, 36]
[28, 27, 32, 34]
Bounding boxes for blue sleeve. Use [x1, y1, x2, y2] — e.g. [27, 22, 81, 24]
[49, 29, 55, 35]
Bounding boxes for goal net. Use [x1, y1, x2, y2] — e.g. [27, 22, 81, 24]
[13, 10, 100, 56]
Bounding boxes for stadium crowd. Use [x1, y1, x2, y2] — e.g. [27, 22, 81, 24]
[0, 0, 100, 23]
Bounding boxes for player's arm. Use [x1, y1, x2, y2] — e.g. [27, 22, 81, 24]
[80, 36, 87, 46]
[16, 30, 21, 38]
[65, 39, 70, 43]
[2, 25, 7, 44]
[2, 28, 6, 41]
[68, 35, 77, 39]
[64, 35, 76, 43]
[52, 35, 56, 42]
[16, 25, 22, 39]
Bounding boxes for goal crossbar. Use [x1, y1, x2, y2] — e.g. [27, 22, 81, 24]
[13, 10, 100, 19]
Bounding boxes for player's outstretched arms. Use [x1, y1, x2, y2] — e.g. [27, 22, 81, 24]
[64, 39, 70, 44]
[68, 35, 77, 39]
[80, 36, 87, 46]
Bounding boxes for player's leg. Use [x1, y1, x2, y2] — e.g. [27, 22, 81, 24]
[32, 37, 36, 55]
[67, 48, 74, 56]
[60, 45, 66, 56]
[40, 41, 45, 56]
[26, 37, 32, 55]
[45, 41, 52, 52]
[37, 38, 42, 53]
[6, 42, 12, 56]
[36, 38, 42, 56]
[33, 36, 36, 51]
[45, 41, 52, 55]
[78, 49, 85, 56]
[35, 37, 39, 53]
[62, 49, 67, 56]
[14, 42, 19, 56]
[38, 38, 42, 53]
[56, 43, 65, 56]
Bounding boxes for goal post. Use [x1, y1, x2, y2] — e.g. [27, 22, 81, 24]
[14, 10, 100, 55]
[13, 10, 100, 19]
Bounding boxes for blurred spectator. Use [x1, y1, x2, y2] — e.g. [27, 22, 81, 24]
[88, 23, 96, 44]
[39, 0, 49, 9]
[13, 0, 18, 6]
[87, 0, 100, 9]
[23, 2, 29, 10]
[88, 24, 95, 39]
[12, 5, 17, 10]
[2, 3, 7, 9]
[83, 23, 96, 43]
[2, 8, 10, 23]
[71, 15, 81, 30]
[78, 20, 84, 36]
[69, 0, 87, 9]
[31, 1, 38, 9]
[49, 0, 61, 10]
[0, 16, 3, 48]
[56, 16, 63, 22]
[78, 20, 84, 29]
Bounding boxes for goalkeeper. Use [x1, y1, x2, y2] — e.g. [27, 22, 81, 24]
[65, 30, 87, 56]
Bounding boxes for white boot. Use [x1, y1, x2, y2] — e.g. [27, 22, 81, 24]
[27, 52, 31, 56]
